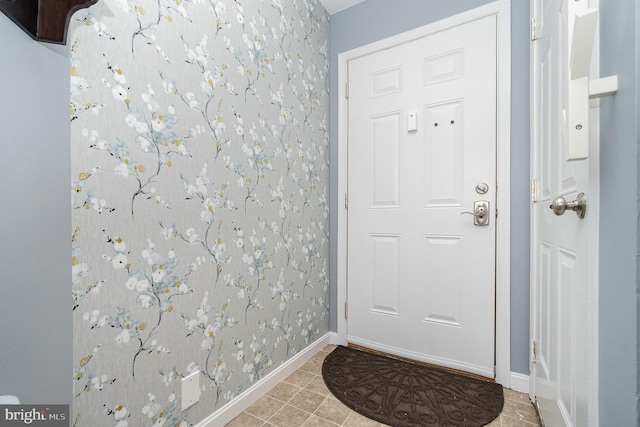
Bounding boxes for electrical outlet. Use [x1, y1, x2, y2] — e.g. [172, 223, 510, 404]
[181, 370, 201, 410]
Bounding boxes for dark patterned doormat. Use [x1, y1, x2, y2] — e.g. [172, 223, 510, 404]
[322, 346, 504, 427]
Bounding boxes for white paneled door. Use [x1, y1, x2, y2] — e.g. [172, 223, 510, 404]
[531, 0, 592, 425]
[347, 15, 497, 378]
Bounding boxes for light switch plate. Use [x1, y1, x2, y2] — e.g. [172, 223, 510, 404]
[181, 370, 201, 410]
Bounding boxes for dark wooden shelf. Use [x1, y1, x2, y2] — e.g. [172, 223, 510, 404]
[0, 0, 98, 44]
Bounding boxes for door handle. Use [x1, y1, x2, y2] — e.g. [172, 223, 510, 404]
[549, 192, 586, 219]
[461, 200, 490, 226]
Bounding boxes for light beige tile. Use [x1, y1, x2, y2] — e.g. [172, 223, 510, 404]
[321, 344, 338, 353]
[268, 381, 302, 403]
[246, 395, 285, 421]
[285, 369, 316, 388]
[501, 399, 539, 424]
[305, 376, 331, 396]
[302, 414, 340, 427]
[504, 388, 532, 404]
[312, 352, 330, 363]
[289, 388, 326, 413]
[485, 415, 502, 426]
[225, 412, 264, 427]
[268, 404, 312, 427]
[299, 359, 323, 375]
[326, 393, 341, 402]
[314, 398, 352, 425]
[501, 414, 540, 427]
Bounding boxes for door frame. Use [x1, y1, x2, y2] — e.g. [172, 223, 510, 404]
[336, 0, 512, 386]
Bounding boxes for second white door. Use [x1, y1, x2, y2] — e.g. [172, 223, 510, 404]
[347, 15, 498, 377]
[531, 0, 593, 424]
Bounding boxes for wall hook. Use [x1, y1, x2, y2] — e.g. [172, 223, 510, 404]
[565, 6, 618, 161]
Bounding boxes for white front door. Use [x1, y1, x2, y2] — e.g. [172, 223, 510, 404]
[531, 0, 593, 425]
[347, 15, 497, 378]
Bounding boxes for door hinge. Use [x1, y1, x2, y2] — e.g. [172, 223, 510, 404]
[345, 82, 349, 99]
[344, 302, 348, 319]
[344, 192, 349, 209]
[532, 339, 538, 363]
[531, 17, 540, 41]
[531, 179, 539, 202]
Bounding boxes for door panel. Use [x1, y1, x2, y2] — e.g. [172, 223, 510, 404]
[347, 15, 497, 378]
[422, 235, 463, 327]
[424, 101, 463, 206]
[369, 234, 401, 316]
[370, 113, 402, 207]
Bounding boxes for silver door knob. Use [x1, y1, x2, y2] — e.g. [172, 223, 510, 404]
[549, 192, 586, 219]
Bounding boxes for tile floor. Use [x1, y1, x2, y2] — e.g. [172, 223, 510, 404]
[226, 345, 541, 427]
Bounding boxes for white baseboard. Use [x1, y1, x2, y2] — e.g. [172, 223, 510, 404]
[194, 333, 331, 427]
[509, 371, 529, 394]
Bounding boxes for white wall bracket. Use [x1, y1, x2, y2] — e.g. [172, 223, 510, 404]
[565, 6, 617, 161]
[589, 75, 618, 99]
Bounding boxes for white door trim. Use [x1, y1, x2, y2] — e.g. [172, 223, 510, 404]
[337, 0, 512, 386]
[585, 4, 600, 422]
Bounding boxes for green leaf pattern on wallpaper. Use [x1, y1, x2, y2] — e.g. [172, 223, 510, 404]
[69, 0, 329, 425]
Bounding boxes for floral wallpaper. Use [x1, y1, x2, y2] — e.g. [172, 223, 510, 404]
[69, 0, 329, 425]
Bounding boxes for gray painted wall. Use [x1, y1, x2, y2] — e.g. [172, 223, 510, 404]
[0, 13, 72, 405]
[598, 0, 639, 424]
[328, 0, 532, 375]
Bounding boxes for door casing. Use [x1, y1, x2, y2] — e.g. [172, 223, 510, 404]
[336, 0, 513, 387]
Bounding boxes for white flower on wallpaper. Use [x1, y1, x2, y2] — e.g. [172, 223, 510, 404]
[70, 0, 329, 425]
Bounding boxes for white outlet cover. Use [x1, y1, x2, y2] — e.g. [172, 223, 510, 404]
[181, 370, 201, 411]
